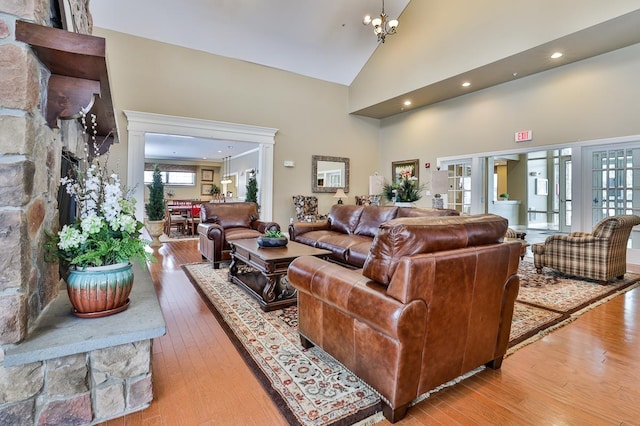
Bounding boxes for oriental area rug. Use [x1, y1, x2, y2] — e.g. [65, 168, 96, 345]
[159, 230, 198, 242]
[182, 259, 640, 426]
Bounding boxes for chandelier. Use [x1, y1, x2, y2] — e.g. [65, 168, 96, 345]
[362, 0, 399, 43]
[220, 156, 232, 185]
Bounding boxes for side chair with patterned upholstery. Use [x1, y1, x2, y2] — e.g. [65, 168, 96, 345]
[531, 214, 640, 284]
[355, 195, 381, 206]
[292, 195, 319, 222]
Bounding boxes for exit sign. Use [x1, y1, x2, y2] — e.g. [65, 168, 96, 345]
[515, 130, 533, 142]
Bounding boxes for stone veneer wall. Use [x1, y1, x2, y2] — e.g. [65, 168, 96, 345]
[1, 340, 153, 425]
[0, 2, 155, 424]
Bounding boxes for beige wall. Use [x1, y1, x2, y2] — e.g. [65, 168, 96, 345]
[95, 22, 640, 223]
[350, 0, 640, 111]
[93, 28, 380, 227]
[378, 42, 640, 208]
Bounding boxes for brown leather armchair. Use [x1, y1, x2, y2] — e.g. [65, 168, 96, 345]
[287, 214, 521, 423]
[197, 202, 280, 268]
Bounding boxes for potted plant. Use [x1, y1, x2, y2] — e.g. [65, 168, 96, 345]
[145, 164, 165, 247]
[257, 227, 288, 248]
[499, 193, 510, 200]
[245, 169, 259, 208]
[45, 113, 153, 317]
[382, 171, 425, 206]
[209, 183, 221, 198]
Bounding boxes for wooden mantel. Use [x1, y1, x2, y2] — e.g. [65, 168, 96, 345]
[15, 20, 117, 147]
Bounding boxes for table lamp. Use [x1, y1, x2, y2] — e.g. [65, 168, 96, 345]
[334, 188, 347, 204]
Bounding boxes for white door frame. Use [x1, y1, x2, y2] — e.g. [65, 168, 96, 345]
[123, 111, 278, 221]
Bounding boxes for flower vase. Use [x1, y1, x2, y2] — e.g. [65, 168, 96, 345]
[394, 201, 414, 208]
[146, 220, 165, 247]
[66, 262, 134, 318]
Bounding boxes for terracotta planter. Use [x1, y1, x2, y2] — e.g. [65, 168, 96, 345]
[146, 219, 165, 247]
[66, 262, 134, 318]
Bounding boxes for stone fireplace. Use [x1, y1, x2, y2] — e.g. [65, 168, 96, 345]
[0, 2, 164, 424]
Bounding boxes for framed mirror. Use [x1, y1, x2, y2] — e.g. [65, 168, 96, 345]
[312, 155, 349, 193]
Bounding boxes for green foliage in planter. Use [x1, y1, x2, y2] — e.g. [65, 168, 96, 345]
[264, 228, 285, 238]
[145, 164, 165, 221]
[209, 184, 220, 195]
[246, 169, 259, 207]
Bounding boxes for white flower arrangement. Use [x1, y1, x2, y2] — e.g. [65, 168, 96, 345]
[46, 113, 152, 268]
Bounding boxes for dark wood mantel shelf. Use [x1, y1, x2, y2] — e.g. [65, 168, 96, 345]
[15, 20, 117, 148]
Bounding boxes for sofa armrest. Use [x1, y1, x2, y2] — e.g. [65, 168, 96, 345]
[288, 256, 427, 339]
[252, 220, 280, 233]
[288, 220, 330, 240]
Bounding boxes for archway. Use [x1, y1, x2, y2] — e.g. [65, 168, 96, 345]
[124, 111, 278, 221]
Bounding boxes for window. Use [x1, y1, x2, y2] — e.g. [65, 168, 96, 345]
[143, 171, 195, 186]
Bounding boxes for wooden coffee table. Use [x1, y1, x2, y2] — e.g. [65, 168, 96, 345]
[228, 238, 331, 311]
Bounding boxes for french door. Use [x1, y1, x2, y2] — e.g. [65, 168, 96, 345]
[587, 145, 640, 248]
[558, 155, 572, 233]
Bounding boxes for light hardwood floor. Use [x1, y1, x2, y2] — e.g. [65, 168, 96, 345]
[101, 240, 640, 425]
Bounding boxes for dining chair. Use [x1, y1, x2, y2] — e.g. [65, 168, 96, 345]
[164, 205, 188, 236]
[187, 203, 202, 236]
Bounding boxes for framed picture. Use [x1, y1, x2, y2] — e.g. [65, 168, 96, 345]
[392, 159, 419, 184]
[201, 183, 213, 195]
[201, 169, 214, 182]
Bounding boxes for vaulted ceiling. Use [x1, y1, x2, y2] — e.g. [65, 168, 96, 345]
[89, 1, 640, 160]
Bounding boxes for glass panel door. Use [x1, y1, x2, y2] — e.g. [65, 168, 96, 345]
[591, 147, 640, 247]
[558, 156, 572, 233]
[447, 163, 472, 214]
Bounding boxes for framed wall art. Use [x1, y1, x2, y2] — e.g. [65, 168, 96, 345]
[201, 169, 214, 182]
[392, 159, 419, 184]
[201, 183, 213, 195]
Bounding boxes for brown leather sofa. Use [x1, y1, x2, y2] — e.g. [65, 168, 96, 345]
[287, 214, 521, 423]
[197, 202, 280, 268]
[288, 204, 459, 268]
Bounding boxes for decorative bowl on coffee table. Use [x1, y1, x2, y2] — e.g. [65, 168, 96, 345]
[257, 236, 288, 248]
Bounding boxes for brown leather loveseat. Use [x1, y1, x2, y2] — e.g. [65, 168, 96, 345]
[287, 214, 521, 423]
[288, 204, 459, 268]
[197, 202, 280, 268]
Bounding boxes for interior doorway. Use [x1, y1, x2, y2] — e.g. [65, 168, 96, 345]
[123, 111, 278, 221]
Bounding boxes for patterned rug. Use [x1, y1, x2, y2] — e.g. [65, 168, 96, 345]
[158, 230, 198, 242]
[182, 263, 381, 426]
[508, 257, 640, 347]
[183, 259, 640, 425]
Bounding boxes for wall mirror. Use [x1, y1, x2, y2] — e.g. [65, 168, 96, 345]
[312, 155, 349, 193]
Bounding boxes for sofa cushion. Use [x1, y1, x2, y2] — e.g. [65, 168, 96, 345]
[328, 205, 363, 235]
[315, 233, 370, 263]
[347, 240, 374, 268]
[225, 227, 262, 241]
[354, 206, 398, 237]
[362, 214, 508, 285]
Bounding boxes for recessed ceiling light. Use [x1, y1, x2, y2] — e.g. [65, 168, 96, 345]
[551, 52, 563, 59]
[403, 100, 412, 106]
[462, 82, 471, 87]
